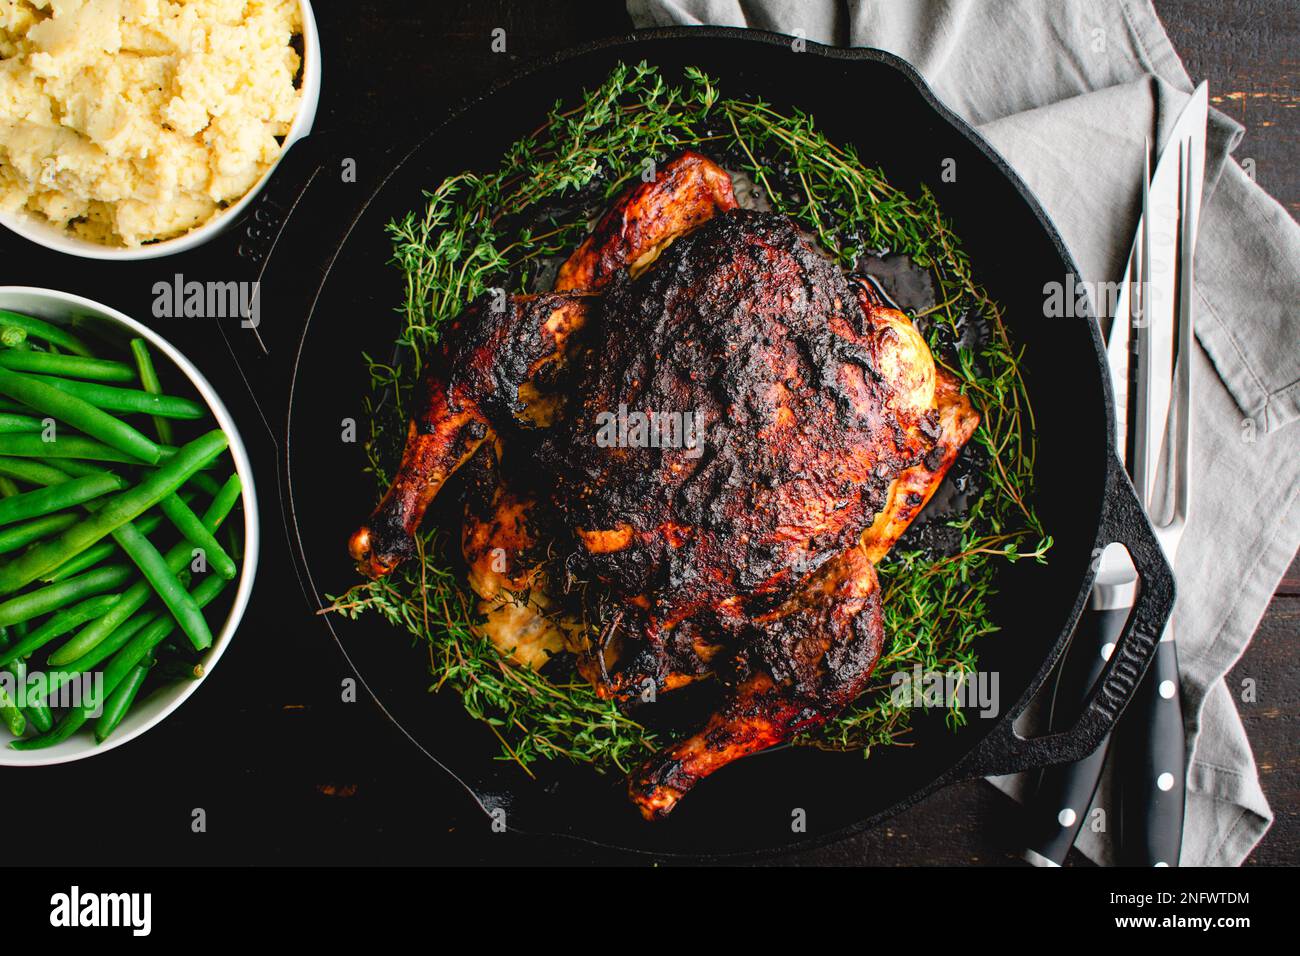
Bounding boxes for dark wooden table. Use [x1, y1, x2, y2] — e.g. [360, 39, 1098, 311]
[0, 1, 1293, 867]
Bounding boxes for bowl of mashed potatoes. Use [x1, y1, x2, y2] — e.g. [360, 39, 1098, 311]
[0, 0, 321, 259]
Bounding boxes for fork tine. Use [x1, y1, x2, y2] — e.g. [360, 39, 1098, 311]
[1173, 136, 1195, 526]
[1130, 139, 1154, 505]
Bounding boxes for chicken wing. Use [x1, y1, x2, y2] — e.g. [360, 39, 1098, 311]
[861, 368, 980, 562]
[555, 150, 737, 293]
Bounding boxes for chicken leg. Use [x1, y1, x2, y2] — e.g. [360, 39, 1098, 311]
[350, 292, 590, 577]
[627, 546, 885, 819]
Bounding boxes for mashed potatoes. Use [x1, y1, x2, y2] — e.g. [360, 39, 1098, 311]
[0, 0, 303, 247]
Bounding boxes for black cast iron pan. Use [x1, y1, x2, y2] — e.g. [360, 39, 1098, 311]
[221, 28, 1174, 859]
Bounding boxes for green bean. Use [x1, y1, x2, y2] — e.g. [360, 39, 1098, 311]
[0, 434, 146, 464]
[0, 311, 93, 357]
[17, 571, 231, 750]
[0, 367, 160, 464]
[0, 681, 24, 736]
[0, 511, 80, 555]
[70, 488, 210, 649]
[0, 325, 27, 349]
[33, 457, 108, 478]
[112, 573, 228, 681]
[155, 445, 221, 469]
[0, 594, 120, 666]
[0, 457, 69, 486]
[44, 475, 238, 664]
[154, 657, 204, 682]
[188, 471, 222, 497]
[39, 610, 162, 701]
[0, 352, 134, 382]
[0, 413, 43, 434]
[0, 457, 72, 485]
[208, 474, 243, 521]
[110, 519, 213, 651]
[24, 462, 238, 719]
[0, 461, 107, 566]
[209, 476, 243, 570]
[129, 339, 173, 444]
[10, 701, 81, 748]
[10, 658, 51, 732]
[0, 630, 24, 736]
[22, 692, 52, 732]
[44, 539, 118, 581]
[159, 494, 237, 580]
[0, 564, 131, 627]
[0, 430, 227, 594]
[29, 458, 201, 582]
[24, 374, 205, 420]
[42, 510, 167, 581]
[0, 473, 123, 526]
[24, 599, 168, 722]
[94, 653, 153, 743]
[8, 444, 219, 474]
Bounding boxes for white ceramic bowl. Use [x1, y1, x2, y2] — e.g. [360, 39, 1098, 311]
[0, 0, 322, 260]
[0, 287, 259, 765]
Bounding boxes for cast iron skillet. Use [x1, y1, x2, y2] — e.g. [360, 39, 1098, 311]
[224, 28, 1173, 859]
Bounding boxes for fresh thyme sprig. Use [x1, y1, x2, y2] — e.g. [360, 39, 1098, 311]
[325, 60, 1051, 772]
[324, 528, 656, 772]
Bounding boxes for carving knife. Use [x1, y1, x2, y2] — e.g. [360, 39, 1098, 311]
[1021, 83, 1207, 867]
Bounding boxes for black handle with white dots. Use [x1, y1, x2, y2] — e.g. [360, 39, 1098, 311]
[1118, 637, 1186, 866]
[1021, 606, 1128, 866]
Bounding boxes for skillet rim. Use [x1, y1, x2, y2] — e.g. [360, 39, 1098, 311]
[278, 25, 1122, 861]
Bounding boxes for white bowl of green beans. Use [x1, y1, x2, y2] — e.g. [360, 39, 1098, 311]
[0, 287, 257, 765]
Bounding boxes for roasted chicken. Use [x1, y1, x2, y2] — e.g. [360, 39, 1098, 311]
[350, 151, 979, 819]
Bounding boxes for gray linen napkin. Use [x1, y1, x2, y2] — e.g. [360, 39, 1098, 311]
[628, 0, 1300, 865]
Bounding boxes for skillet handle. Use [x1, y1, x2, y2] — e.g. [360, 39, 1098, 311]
[218, 129, 383, 435]
[959, 454, 1174, 779]
[233, 132, 340, 274]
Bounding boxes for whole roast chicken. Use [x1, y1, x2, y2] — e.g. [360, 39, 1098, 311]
[349, 152, 979, 819]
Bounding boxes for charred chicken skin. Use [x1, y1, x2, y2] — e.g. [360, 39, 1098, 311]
[349, 151, 979, 820]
